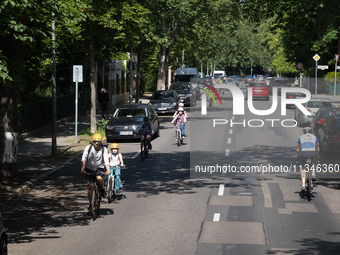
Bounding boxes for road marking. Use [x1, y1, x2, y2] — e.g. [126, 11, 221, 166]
[261, 180, 273, 208]
[132, 150, 141, 159]
[225, 149, 230, 156]
[213, 213, 220, 222]
[232, 116, 235, 120]
[227, 138, 231, 144]
[229, 129, 233, 135]
[218, 184, 224, 196]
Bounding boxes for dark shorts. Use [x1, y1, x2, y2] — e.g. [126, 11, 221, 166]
[85, 168, 105, 185]
[300, 151, 317, 165]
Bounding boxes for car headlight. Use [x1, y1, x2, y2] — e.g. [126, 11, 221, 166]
[106, 124, 114, 130]
[170, 102, 177, 106]
[132, 125, 137, 130]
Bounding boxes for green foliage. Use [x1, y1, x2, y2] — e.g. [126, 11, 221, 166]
[96, 119, 109, 137]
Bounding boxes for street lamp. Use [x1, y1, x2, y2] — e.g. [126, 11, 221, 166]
[335, 54, 339, 97]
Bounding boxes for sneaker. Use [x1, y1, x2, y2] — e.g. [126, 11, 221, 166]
[312, 173, 316, 181]
[301, 185, 306, 192]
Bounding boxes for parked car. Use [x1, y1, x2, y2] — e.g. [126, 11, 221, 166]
[243, 75, 254, 84]
[105, 103, 160, 141]
[311, 108, 340, 135]
[245, 81, 269, 100]
[149, 89, 179, 114]
[229, 75, 241, 86]
[294, 98, 335, 127]
[318, 112, 340, 157]
[0, 211, 8, 255]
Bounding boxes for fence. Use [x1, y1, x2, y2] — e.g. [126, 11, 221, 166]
[18, 91, 91, 133]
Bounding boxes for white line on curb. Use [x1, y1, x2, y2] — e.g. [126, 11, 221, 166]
[213, 213, 220, 222]
[218, 184, 224, 196]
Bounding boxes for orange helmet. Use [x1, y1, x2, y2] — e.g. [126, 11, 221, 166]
[92, 133, 102, 142]
[110, 143, 119, 150]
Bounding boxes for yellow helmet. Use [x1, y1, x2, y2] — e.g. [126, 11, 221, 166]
[92, 133, 103, 142]
[110, 143, 119, 150]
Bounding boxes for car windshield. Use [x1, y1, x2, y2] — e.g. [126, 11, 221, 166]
[113, 108, 146, 118]
[171, 83, 190, 92]
[214, 74, 223, 78]
[152, 91, 175, 99]
[307, 101, 333, 108]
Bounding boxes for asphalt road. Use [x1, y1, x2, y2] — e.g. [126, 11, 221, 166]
[3, 83, 340, 255]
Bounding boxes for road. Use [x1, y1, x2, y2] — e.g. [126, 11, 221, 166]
[4, 83, 340, 254]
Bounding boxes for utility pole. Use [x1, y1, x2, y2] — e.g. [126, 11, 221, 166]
[52, 12, 57, 156]
[129, 49, 133, 103]
[335, 54, 339, 97]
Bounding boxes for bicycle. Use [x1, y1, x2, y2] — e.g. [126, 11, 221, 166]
[176, 124, 184, 146]
[106, 168, 116, 203]
[140, 135, 149, 161]
[86, 173, 102, 221]
[304, 158, 314, 202]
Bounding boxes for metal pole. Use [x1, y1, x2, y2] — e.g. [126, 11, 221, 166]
[52, 12, 57, 155]
[315, 62, 318, 95]
[299, 70, 302, 87]
[335, 62, 337, 97]
[75, 69, 79, 143]
[129, 48, 133, 103]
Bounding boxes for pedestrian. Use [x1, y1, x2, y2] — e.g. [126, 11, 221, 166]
[98, 88, 109, 119]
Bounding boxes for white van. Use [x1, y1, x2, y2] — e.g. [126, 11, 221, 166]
[213, 70, 226, 80]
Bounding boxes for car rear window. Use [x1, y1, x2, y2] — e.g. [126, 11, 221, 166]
[249, 83, 266, 87]
[307, 101, 333, 108]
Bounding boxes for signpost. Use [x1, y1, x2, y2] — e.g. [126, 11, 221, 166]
[297, 62, 303, 87]
[335, 54, 339, 97]
[73, 65, 83, 143]
[313, 54, 320, 95]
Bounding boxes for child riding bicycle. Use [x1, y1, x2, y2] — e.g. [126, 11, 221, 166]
[137, 117, 154, 150]
[108, 143, 125, 195]
[171, 107, 187, 139]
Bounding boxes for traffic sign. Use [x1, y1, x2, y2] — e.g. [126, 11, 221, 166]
[297, 62, 303, 70]
[318, 65, 328, 70]
[313, 54, 320, 62]
[73, 65, 83, 82]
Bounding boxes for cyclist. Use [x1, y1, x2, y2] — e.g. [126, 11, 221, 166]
[173, 103, 188, 118]
[137, 117, 154, 150]
[81, 133, 110, 211]
[171, 107, 187, 138]
[108, 143, 125, 195]
[296, 127, 320, 191]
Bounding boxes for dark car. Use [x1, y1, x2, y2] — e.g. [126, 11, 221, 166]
[246, 81, 269, 100]
[311, 108, 340, 135]
[285, 91, 306, 108]
[229, 75, 241, 86]
[105, 103, 160, 141]
[170, 82, 196, 107]
[0, 211, 8, 255]
[270, 77, 291, 95]
[149, 90, 179, 114]
[318, 112, 340, 157]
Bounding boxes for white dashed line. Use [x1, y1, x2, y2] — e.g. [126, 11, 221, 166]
[227, 138, 231, 144]
[132, 150, 141, 159]
[218, 184, 224, 196]
[229, 129, 233, 135]
[213, 213, 220, 222]
[225, 149, 230, 156]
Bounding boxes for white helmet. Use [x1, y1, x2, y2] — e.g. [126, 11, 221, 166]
[178, 107, 184, 112]
[179, 103, 184, 107]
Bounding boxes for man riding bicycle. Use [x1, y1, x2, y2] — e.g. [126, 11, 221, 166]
[81, 133, 110, 211]
[296, 127, 320, 191]
[137, 117, 154, 150]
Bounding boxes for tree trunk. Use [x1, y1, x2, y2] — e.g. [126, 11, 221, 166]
[135, 46, 143, 103]
[90, 32, 97, 134]
[156, 23, 178, 90]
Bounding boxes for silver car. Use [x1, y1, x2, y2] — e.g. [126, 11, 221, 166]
[0, 211, 7, 255]
[294, 98, 335, 127]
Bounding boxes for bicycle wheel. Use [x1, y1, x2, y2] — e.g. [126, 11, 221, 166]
[145, 143, 149, 159]
[91, 184, 98, 220]
[177, 130, 181, 146]
[141, 141, 145, 161]
[107, 176, 113, 203]
[306, 178, 311, 201]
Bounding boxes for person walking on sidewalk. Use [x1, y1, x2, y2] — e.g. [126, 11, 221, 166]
[98, 88, 109, 119]
[81, 133, 110, 211]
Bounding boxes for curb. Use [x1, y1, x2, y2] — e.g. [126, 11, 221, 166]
[8, 151, 83, 201]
